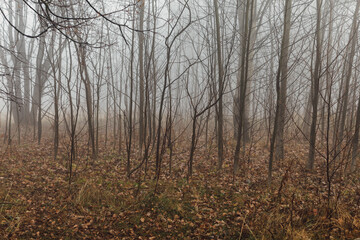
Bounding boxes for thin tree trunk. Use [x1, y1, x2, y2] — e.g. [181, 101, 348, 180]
[234, 0, 252, 174]
[214, 0, 225, 171]
[138, 0, 145, 149]
[336, 0, 360, 155]
[274, 0, 292, 162]
[269, 0, 292, 183]
[77, 44, 96, 159]
[307, 0, 323, 170]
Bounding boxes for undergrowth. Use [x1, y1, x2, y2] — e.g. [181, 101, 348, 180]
[0, 140, 359, 239]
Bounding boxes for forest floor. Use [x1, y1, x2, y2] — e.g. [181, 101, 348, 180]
[0, 139, 360, 239]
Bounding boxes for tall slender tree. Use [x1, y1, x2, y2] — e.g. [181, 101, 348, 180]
[268, 0, 292, 183]
[213, 0, 225, 171]
[307, 0, 323, 170]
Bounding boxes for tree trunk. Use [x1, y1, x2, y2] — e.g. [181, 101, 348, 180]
[336, 0, 360, 156]
[213, 0, 225, 171]
[77, 44, 96, 159]
[274, 0, 292, 162]
[138, 0, 145, 149]
[307, 0, 323, 170]
[269, 0, 292, 183]
[234, 0, 253, 174]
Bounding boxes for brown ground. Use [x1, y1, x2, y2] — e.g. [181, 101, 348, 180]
[1, 139, 360, 239]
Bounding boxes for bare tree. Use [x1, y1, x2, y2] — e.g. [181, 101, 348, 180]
[268, 0, 292, 183]
[307, 0, 323, 170]
[213, 0, 225, 171]
[334, 0, 360, 161]
[138, 0, 146, 149]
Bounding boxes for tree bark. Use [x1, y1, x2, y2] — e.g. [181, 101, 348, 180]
[213, 0, 225, 171]
[307, 0, 323, 170]
[274, 0, 292, 162]
[269, 0, 292, 183]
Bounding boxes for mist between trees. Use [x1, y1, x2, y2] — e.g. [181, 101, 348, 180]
[1, 0, 360, 239]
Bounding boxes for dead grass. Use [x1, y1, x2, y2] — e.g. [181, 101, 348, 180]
[0, 139, 359, 239]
